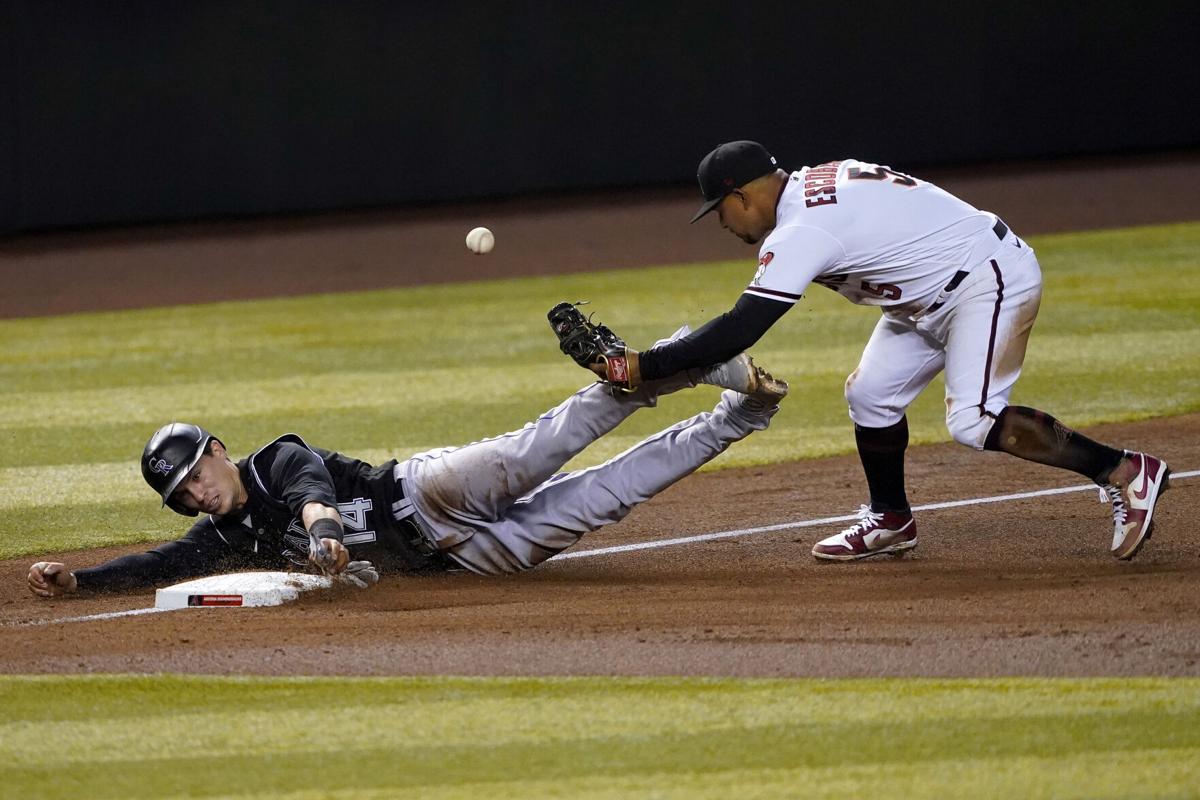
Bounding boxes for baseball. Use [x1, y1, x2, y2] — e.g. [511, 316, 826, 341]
[465, 226, 494, 255]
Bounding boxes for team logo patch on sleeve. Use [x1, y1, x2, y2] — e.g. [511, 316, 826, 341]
[752, 252, 774, 286]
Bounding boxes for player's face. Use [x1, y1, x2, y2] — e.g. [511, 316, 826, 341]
[716, 191, 769, 244]
[172, 442, 245, 516]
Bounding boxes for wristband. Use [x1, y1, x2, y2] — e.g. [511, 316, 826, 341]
[308, 516, 344, 543]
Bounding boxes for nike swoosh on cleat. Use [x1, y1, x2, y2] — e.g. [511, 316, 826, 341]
[1132, 458, 1157, 501]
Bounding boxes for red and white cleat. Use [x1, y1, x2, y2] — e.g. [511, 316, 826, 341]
[812, 505, 918, 561]
[1101, 452, 1171, 560]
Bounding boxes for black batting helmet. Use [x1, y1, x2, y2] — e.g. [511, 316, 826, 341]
[141, 422, 216, 516]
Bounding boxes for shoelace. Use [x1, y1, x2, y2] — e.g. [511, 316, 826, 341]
[848, 504, 884, 534]
[1097, 485, 1128, 525]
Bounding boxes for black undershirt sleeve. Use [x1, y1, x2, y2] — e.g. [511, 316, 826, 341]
[638, 293, 791, 381]
[72, 519, 262, 592]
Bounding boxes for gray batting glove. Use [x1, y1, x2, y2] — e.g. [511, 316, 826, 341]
[338, 560, 380, 589]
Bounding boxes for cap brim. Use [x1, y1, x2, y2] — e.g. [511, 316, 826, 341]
[689, 195, 724, 224]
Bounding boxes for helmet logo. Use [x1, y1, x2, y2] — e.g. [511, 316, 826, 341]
[148, 457, 174, 475]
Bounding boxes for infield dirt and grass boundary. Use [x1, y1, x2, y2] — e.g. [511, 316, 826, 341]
[1, 215, 1197, 677]
[0, 155, 1198, 798]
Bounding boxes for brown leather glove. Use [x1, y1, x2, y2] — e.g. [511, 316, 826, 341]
[548, 301, 641, 392]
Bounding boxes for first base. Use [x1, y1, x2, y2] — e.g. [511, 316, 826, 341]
[155, 571, 334, 610]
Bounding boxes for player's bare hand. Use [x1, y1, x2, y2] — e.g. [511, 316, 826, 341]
[28, 562, 78, 598]
[310, 538, 350, 575]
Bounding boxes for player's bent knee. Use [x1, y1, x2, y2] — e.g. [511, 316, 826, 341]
[843, 368, 878, 412]
[845, 373, 905, 428]
[848, 403, 905, 429]
[844, 367, 860, 402]
[946, 408, 998, 450]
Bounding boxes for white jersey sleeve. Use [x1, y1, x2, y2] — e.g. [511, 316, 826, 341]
[743, 161, 1003, 314]
[743, 225, 844, 305]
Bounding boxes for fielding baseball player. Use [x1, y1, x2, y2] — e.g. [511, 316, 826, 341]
[28, 313, 787, 597]
[563, 140, 1170, 562]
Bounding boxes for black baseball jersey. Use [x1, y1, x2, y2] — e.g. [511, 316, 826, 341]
[74, 434, 449, 592]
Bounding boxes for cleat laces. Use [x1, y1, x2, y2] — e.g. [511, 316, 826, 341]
[1098, 484, 1128, 526]
[847, 505, 884, 535]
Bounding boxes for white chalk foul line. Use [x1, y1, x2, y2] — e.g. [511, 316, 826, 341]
[17, 606, 171, 627]
[20, 469, 1197, 625]
[555, 468, 1199, 561]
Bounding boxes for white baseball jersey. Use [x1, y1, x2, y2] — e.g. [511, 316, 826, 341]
[744, 160, 1001, 315]
[751, 160, 1047, 449]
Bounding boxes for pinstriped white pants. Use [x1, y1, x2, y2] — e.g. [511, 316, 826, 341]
[847, 231, 1043, 449]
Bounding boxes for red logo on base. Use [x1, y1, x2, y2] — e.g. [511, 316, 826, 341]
[188, 594, 244, 607]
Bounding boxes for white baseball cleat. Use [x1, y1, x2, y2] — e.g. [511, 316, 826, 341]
[812, 506, 917, 561]
[1101, 451, 1171, 560]
[740, 365, 789, 414]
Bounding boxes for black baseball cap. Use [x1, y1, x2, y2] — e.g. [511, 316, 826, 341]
[689, 140, 779, 223]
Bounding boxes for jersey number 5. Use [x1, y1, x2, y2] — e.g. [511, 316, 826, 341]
[848, 166, 916, 187]
[813, 274, 903, 301]
[860, 280, 902, 300]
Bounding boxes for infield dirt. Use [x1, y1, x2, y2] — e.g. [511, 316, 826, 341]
[1, 151, 1197, 677]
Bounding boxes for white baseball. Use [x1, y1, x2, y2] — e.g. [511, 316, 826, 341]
[465, 226, 495, 254]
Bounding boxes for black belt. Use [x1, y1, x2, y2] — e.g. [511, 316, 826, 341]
[927, 269, 970, 313]
[405, 515, 441, 558]
[927, 218, 1012, 313]
[392, 475, 455, 570]
[395, 514, 456, 571]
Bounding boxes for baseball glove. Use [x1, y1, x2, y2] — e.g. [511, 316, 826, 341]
[548, 301, 640, 391]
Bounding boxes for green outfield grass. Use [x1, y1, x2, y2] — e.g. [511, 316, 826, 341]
[2, 675, 1198, 799]
[1, 222, 1198, 558]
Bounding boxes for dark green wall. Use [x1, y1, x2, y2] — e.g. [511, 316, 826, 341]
[1, 1, 1196, 233]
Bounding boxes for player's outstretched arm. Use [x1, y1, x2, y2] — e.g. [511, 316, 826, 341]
[29, 519, 249, 597]
[27, 561, 78, 597]
[638, 293, 789, 382]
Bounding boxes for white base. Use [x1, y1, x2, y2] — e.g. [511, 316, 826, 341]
[154, 571, 333, 609]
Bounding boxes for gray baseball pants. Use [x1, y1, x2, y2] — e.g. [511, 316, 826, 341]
[399, 379, 776, 575]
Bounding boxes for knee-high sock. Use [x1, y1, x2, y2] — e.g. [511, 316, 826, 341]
[983, 406, 1125, 483]
[856, 417, 910, 513]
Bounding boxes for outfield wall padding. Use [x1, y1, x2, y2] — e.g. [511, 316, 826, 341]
[0, 1, 1196, 233]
